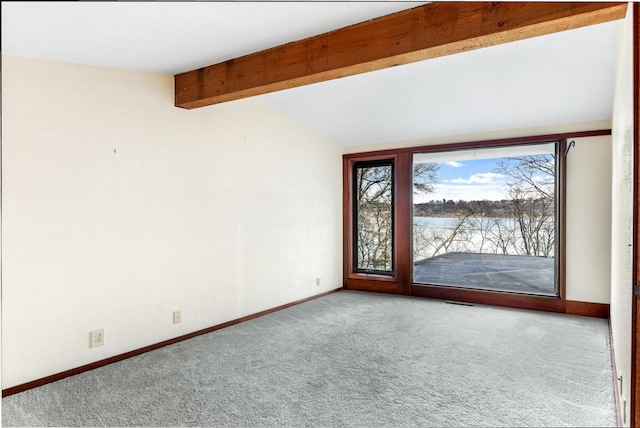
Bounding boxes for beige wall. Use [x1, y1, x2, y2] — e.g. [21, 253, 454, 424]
[566, 135, 612, 304]
[1, 55, 343, 389]
[610, 3, 635, 425]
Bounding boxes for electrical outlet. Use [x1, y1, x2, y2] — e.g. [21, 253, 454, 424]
[90, 329, 104, 348]
[316, 277, 321, 287]
[173, 310, 182, 324]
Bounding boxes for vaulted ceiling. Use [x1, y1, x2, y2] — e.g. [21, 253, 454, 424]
[1, 2, 625, 147]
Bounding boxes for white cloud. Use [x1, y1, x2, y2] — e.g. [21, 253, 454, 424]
[450, 172, 504, 184]
[418, 183, 508, 203]
[445, 161, 463, 168]
[415, 172, 509, 203]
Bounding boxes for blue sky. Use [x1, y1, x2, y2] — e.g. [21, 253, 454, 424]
[415, 158, 509, 203]
[413, 143, 556, 203]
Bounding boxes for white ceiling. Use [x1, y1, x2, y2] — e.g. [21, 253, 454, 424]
[1, 2, 622, 148]
[1, 1, 426, 74]
[263, 21, 620, 146]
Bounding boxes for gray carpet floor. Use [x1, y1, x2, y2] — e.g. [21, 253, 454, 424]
[2, 290, 616, 427]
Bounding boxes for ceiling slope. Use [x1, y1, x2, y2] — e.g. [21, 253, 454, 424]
[0, 1, 424, 74]
[262, 20, 621, 147]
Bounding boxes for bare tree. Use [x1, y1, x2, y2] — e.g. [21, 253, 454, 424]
[497, 155, 555, 199]
[412, 163, 441, 260]
[413, 163, 439, 195]
[428, 213, 474, 256]
[358, 162, 439, 270]
[486, 218, 518, 254]
[356, 165, 393, 270]
[494, 154, 555, 257]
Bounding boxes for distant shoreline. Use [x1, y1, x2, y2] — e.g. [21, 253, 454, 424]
[414, 199, 512, 218]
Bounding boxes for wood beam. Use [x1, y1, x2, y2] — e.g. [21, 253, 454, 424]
[175, 2, 627, 109]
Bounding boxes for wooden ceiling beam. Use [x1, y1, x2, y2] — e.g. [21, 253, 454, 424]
[175, 2, 627, 109]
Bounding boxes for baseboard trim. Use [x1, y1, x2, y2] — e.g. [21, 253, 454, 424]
[565, 300, 610, 318]
[2, 288, 343, 398]
[609, 319, 622, 427]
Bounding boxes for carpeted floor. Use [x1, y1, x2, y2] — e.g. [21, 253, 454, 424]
[2, 290, 616, 427]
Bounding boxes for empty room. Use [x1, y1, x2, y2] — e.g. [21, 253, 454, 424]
[1, 2, 638, 427]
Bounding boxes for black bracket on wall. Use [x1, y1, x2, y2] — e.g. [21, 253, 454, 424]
[563, 140, 576, 156]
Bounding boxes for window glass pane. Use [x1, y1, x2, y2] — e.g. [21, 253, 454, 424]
[354, 162, 394, 272]
[412, 143, 557, 295]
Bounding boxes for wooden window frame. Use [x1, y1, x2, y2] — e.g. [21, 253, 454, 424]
[344, 154, 402, 293]
[352, 159, 396, 276]
[343, 130, 610, 313]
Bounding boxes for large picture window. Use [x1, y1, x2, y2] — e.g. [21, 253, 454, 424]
[342, 134, 592, 312]
[412, 143, 559, 296]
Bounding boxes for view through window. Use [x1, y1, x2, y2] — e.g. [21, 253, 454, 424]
[412, 143, 558, 295]
[354, 160, 394, 273]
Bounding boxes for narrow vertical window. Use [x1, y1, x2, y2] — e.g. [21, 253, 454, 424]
[353, 160, 394, 273]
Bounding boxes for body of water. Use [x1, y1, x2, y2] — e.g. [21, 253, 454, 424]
[413, 216, 517, 229]
[412, 216, 554, 260]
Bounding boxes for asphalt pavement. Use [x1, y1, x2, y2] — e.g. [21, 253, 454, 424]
[413, 252, 555, 295]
